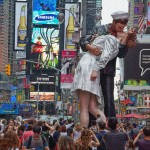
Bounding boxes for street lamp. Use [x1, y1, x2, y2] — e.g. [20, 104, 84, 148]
[81, 7, 102, 36]
[56, 5, 80, 121]
[36, 81, 40, 120]
[57, 6, 102, 36]
[115, 80, 121, 114]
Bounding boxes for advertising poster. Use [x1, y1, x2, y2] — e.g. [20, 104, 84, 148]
[61, 50, 76, 89]
[30, 75, 55, 101]
[30, 92, 55, 101]
[124, 43, 150, 87]
[0, 103, 18, 115]
[14, 2, 27, 50]
[64, 3, 80, 50]
[33, 0, 59, 25]
[31, 28, 59, 71]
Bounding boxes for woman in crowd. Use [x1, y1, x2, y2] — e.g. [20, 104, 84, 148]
[60, 125, 67, 136]
[0, 124, 15, 137]
[1, 130, 20, 150]
[58, 135, 75, 150]
[17, 124, 25, 149]
[73, 122, 83, 140]
[74, 128, 100, 150]
[90, 120, 97, 133]
[22, 124, 33, 143]
[67, 127, 74, 138]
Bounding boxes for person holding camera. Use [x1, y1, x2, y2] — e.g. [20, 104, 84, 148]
[133, 126, 150, 150]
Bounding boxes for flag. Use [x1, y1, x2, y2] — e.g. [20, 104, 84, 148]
[143, 94, 150, 106]
[138, 16, 147, 34]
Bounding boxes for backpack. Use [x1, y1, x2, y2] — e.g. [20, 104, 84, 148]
[97, 131, 107, 150]
[41, 131, 56, 149]
[27, 136, 46, 149]
[130, 129, 137, 140]
[48, 134, 57, 150]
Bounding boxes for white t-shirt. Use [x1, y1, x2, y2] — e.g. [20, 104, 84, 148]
[73, 129, 81, 140]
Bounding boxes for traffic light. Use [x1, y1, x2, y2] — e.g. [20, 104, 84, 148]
[5, 64, 11, 76]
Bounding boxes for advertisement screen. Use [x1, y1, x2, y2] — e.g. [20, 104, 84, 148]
[14, 2, 27, 50]
[31, 28, 59, 72]
[61, 50, 77, 89]
[30, 92, 55, 101]
[124, 43, 150, 86]
[33, 0, 59, 25]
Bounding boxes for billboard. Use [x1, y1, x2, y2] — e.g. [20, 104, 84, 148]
[31, 28, 59, 72]
[30, 92, 55, 101]
[0, 103, 19, 115]
[61, 50, 76, 89]
[32, 0, 59, 25]
[30, 75, 55, 101]
[19, 104, 34, 115]
[64, 3, 81, 50]
[124, 43, 150, 86]
[14, 2, 27, 50]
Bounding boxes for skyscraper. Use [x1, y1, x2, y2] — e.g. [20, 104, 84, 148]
[0, 0, 14, 73]
[0, 0, 8, 72]
[81, 0, 102, 36]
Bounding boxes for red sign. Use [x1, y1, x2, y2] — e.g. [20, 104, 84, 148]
[62, 50, 76, 58]
[61, 74, 74, 83]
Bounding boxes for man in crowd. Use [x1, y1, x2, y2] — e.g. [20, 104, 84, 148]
[96, 121, 107, 150]
[133, 126, 150, 150]
[80, 11, 136, 119]
[22, 125, 49, 150]
[103, 117, 129, 150]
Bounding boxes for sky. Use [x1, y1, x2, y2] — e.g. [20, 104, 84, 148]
[101, 0, 129, 24]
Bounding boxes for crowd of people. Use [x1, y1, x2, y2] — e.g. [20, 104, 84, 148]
[0, 117, 150, 150]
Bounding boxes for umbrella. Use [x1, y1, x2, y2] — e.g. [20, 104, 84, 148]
[123, 113, 146, 119]
[116, 114, 123, 118]
[131, 113, 147, 119]
[123, 114, 133, 118]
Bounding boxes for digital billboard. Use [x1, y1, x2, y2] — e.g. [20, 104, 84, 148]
[33, 0, 59, 25]
[30, 75, 55, 101]
[31, 28, 59, 71]
[124, 43, 150, 86]
[14, 2, 28, 50]
[30, 92, 55, 101]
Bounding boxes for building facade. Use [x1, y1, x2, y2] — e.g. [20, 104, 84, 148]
[0, 0, 8, 72]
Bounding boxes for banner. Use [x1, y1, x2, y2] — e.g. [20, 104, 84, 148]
[14, 2, 28, 50]
[61, 50, 76, 89]
[64, 3, 81, 50]
[0, 103, 19, 115]
[124, 43, 150, 87]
